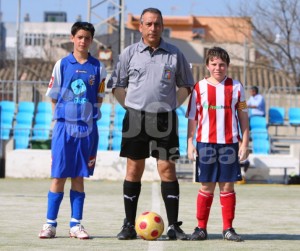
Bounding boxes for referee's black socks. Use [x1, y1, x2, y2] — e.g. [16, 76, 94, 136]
[123, 180, 141, 225]
[161, 180, 180, 226]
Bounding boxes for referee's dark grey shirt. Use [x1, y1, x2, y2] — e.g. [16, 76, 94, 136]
[108, 38, 194, 113]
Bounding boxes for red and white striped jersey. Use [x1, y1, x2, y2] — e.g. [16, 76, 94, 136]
[186, 77, 247, 144]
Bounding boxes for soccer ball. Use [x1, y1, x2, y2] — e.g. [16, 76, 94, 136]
[135, 211, 164, 240]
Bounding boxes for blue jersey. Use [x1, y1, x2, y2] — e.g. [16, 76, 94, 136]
[46, 53, 107, 122]
[46, 53, 107, 178]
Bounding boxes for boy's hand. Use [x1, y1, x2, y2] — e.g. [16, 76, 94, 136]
[187, 143, 197, 161]
[238, 145, 249, 162]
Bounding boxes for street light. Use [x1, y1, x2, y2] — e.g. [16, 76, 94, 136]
[13, 0, 21, 103]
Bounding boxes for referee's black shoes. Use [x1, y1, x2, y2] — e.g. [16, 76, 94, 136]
[117, 219, 137, 240]
[166, 221, 188, 240]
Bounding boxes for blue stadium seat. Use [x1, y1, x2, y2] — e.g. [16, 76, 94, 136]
[288, 107, 300, 126]
[179, 135, 187, 156]
[98, 135, 110, 150]
[268, 107, 285, 125]
[176, 105, 187, 117]
[0, 100, 15, 115]
[111, 129, 122, 150]
[249, 116, 267, 131]
[37, 102, 52, 114]
[251, 130, 269, 140]
[14, 135, 31, 149]
[114, 104, 126, 116]
[0, 124, 12, 140]
[100, 103, 112, 116]
[14, 123, 31, 137]
[32, 124, 51, 140]
[13, 124, 31, 149]
[113, 112, 125, 130]
[18, 101, 35, 114]
[0, 111, 14, 140]
[35, 112, 52, 126]
[16, 112, 33, 126]
[1, 111, 14, 125]
[98, 104, 111, 125]
[252, 138, 270, 154]
[178, 115, 188, 131]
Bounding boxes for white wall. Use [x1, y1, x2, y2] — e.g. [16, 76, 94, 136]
[5, 145, 300, 183]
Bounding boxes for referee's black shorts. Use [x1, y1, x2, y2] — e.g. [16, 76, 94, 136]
[119, 108, 180, 161]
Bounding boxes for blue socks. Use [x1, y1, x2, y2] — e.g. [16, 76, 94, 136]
[69, 190, 85, 228]
[46, 191, 64, 227]
[45, 190, 85, 228]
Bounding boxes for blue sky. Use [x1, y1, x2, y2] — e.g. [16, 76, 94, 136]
[1, 0, 244, 23]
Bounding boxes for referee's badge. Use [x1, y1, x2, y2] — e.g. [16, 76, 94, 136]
[163, 69, 171, 80]
[89, 75, 95, 85]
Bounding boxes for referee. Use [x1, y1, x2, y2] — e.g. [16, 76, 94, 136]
[108, 7, 194, 240]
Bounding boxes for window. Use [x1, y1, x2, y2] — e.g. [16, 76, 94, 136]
[24, 33, 46, 46]
[193, 28, 205, 40]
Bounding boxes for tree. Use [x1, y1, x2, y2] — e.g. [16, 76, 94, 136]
[230, 0, 300, 87]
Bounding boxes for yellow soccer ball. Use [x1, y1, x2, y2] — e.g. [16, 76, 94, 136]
[135, 211, 164, 240]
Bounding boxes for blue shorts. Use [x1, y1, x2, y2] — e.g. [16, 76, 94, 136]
[51, 120, 98, 178]
[195, 142, 242, 182]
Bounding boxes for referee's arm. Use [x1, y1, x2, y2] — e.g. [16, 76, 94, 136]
[112, 87, 126, 108]
[176, 87, 192, 107]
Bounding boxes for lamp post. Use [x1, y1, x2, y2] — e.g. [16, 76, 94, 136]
[243, 37, 248, 86]
[13, 0, 21, 103]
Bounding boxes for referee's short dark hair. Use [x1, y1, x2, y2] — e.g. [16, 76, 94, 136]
[140, 8, 163, 24]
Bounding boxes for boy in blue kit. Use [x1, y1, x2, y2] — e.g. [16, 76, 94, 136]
[38, 22, 107, 239]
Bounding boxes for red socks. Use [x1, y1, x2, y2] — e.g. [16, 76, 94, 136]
[196, 190, 214, 229]
[220, 191, 236, 230]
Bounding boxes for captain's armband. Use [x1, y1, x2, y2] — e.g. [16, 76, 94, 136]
[237, 101, 248, 111]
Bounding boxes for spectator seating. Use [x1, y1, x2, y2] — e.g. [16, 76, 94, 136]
[268, 107, 285, 125]
[113, 104, 126, 130]
[249, 116, 268, 132]
[98, 131, 110, 150]
[252, 138, 270, 154]
[0, 111, 14, 140]
[32, 124, 51, 140]
[268, 106, 285, 135]
[288, 107, 300, 126]
[37, 101, 52, 114]
[34, 112, 52, 126]
[251, 130, 269, 140]
[31, 102, 52, 141]
[177, 111, 188, 134]
[13, 123, 31, 149]
[177, 106, 188, 157]
[16, 112, 33, 127]
[98, 103, 111, 128]
[179, 134, 187, 156]
[176, 105, 187, 117]
[0, 100, 15, 116]
[97, 103, 112, 150]
[14, 108, 34, 147]
[111, 130, 122, 151]
[14, 103, 34, 149]
[18, 101, 35, 115]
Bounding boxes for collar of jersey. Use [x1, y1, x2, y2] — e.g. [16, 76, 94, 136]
[138, 38, 169, 53]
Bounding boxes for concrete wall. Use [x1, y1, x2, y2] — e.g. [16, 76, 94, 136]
[5, 150, 160, 181]
[5, 144, 300, 183]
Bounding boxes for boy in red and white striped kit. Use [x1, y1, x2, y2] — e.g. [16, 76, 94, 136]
[186, 47, 249, 242]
